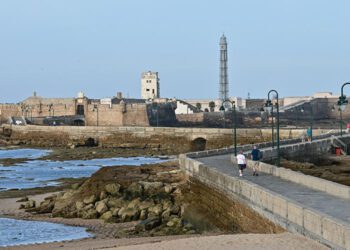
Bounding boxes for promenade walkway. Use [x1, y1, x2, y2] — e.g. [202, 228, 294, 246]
[198, 154, 350, 225]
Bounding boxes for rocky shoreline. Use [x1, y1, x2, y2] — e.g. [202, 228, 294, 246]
[17, 161, 197, 238]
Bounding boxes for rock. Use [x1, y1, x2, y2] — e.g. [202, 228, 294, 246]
[126, 182, 143, 197]
[75, 201, 84, 210]
[16, 197, 28, 202]
[62, 191, 75, 199]
[105, 183, 121, 195]
[36, 199, 55, 213]
[100, 211, 114, 222]
[161, 209, 171, 221]
[118, 207, 140, 222]
[127, 198, 141, 209]
[140, 209, 147, 220]
[44, 194, 58, 201]
[81, 209, 98, 219]
[147, 204, 163, 216]
[183, 222, 195, 232]
[107, 198, 126, 208]
[95, 201, 108, 214]
[135, 217, 161, 232]
[100, 191, 107, 200]
[139, 200, 155, 210]
[19, 204, 25, 209]
[71, 183, 80, 190]
[166, 217, 182, 228]
[139, 181, 164, 194]
[170, 204, 180, 215]
[24, 200, 36, 209]
[164, 185, 174, 194]
[162, 200, 173, 211]
[56, 192, 64, 199]
[84, 204, 94, 210]
[83, 194, 97, 205]
[111, 207, 120, 217]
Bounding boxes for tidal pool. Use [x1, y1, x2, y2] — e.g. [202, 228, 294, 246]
[0, 218, 92, 247]
[0, 148, 51, 159]
[0, 148, 167, 191]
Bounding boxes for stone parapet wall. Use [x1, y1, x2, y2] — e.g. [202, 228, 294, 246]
[245, 154, 350, 201]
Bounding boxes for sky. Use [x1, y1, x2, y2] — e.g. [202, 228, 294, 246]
[0, 0, 350, 103]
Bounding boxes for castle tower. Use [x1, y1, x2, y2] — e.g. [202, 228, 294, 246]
[141, 71, 160, 99]
[219, 34, 229, 102]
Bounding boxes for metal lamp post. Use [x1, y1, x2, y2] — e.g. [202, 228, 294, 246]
[337, 82, 350, 136]
[264, 90, 280, 166]
[219, 100, 237, 156]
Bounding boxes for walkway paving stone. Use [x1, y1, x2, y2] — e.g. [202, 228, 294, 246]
[198, 154, 350, 223]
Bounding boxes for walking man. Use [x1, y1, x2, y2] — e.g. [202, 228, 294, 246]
[236, 150, 246, 177]
[251, 145, 261, 176]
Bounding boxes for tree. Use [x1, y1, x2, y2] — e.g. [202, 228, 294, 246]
[196, 102, 202, 110]
[209, 101, 215, 112]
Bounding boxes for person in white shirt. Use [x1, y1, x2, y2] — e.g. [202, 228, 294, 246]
[236, 150, 246, 177]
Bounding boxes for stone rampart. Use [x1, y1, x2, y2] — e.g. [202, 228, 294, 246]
[1, 124, 330, 151]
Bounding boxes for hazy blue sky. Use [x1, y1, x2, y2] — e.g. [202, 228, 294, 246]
[1, 0, 349, 102]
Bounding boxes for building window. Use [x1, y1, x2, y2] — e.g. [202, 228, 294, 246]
[152, 89, 155, 94]
[146, 89, 150, 91]
[76, 105, 84, 115]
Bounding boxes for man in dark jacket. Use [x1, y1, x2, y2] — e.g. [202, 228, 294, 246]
[251, 145, 261, 176]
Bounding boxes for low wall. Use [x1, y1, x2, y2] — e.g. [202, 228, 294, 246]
[247, 160, 350, 201]
[1, 124, 332, 151]
[179, 153, 350, 249]
[186, 131, 340, 160]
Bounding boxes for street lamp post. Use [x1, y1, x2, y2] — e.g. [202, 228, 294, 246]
[264, 90, 280, 166]
[337, 82, 350, 136]
[220, 100, 237, 156]
[93, 104, 99, 126]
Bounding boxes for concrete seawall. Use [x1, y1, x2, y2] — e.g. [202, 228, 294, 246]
[180, 135, 350, 249]
[179, 155, 350, 249]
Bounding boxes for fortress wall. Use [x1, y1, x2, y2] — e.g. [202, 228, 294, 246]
[84, 103, 150, 127]
[1, 124, 332, 151]
[0, 104, 20, 123]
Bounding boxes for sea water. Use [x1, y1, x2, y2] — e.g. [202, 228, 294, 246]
[0, 218, 92, 247]
[0, 148, 51, 159]
[0, 148, 166, 190]
[0, 148, 169, 246]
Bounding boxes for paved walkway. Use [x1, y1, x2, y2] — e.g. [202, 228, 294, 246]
[198, 154, 350, 224]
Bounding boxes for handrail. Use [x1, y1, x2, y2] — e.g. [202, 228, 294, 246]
[331, 135, 347, 155]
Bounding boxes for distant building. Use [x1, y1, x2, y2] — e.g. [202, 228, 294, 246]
[0, 91, 177, 127]
[141, 71, 160, 99]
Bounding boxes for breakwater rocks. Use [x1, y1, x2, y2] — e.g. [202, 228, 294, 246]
[21, 162, 197, 237]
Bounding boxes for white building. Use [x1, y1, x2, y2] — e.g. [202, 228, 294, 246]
[141, 71, 160, 99]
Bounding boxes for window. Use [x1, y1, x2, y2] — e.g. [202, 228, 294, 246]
[152, 89, 155, 94]
[76, 105, 84, 115]
[146, 89, 150, 91]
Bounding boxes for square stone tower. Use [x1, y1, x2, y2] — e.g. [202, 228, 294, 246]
[141, 71, 160, 99]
